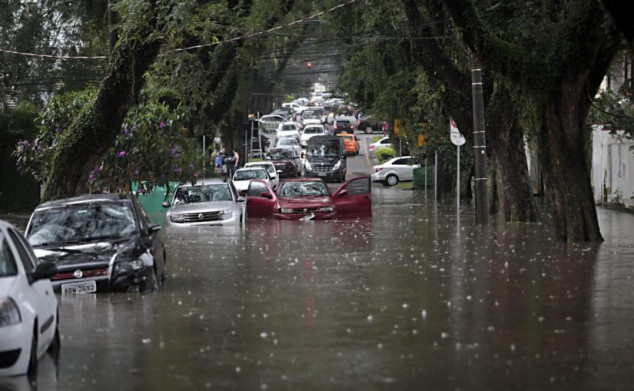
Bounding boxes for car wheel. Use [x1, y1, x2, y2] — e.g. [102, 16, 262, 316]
[27, 327, 38, 377]
[385, 174, 399, 186]
[365, 126, 373, 134]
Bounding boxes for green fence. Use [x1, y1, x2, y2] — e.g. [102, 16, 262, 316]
[412, 166, 434, 189]
[132, 182, 180, 226]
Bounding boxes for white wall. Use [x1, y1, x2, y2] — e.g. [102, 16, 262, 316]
[591, 125, 634, 207]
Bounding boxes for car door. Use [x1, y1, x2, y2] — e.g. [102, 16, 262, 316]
[7, 228, 57, 350]
[245, 180, 277, 218]
[332, 176, 372, 218]
[391, 157, 411, 180]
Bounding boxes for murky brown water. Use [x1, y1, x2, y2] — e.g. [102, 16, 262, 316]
[3, 187, 634, 391]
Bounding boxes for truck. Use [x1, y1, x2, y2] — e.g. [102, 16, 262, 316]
[303, 136, 347, 183]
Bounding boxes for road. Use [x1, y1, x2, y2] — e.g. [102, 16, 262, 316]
[3, 131, 634, 390]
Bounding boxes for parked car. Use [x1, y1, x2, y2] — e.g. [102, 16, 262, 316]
[245, 176, 372, 220]
[259, 114, 287, 133]
[337, 132, 360, 156]
[300, 124, 327, 147]
[232, 167, 272, 195]
[357, 115, 382, 134]
[0, 220, 59, 377]
[275, 137, 302, 157]
[162, 178, 246, 228]
[332, 118, 355, 135]
[371, 156, 420, 186]
[265, 148, 301, 178]
[25, 193, 167, 293]
[244, 161, 279, 190]
[368, 136, 392, 155]
[276, 121, 301, 141]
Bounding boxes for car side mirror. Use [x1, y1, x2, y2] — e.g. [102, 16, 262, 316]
[29, 262, 58, 284]
[337, 189, 349, 198]
[237, 196, 246, 202]
[161, 201, 171, 208]
[261, 191, 273, 199]
[150, 223, 162, 233]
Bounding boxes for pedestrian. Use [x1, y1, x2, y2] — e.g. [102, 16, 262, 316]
[232, 148, 240, 173]
[214, 149, 224, 174]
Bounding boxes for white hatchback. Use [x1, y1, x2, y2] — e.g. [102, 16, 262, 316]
[244, 161, 279, 190]
[0, 220, 59, 377]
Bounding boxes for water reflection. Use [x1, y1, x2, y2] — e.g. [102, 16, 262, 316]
[19, 189, 634, 390]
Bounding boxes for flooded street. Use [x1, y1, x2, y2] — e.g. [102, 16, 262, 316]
[6, 186, 634, 390]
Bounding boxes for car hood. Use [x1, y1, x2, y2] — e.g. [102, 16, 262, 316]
[306, 156, 339, 163]
[32, 237, 138, 268]
[278, 196, 332, 208]
[168, 201, 239, 214]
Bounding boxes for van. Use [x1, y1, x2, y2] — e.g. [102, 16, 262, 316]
[304, 136, 347, 182]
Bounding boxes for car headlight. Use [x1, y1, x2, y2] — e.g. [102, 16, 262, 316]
[317, 206, 333, 212]
[333, 160, 341, 170]
[113, 259, 143, 274]
[280, 208, 293, 214]
[220, 209, 233, 219]
[170, 213, 185, 223]
[0, 298, 21, 327]
[304, 161, 312, 171]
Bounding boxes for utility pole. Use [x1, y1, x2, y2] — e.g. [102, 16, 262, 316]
[471, 63, 488, 224]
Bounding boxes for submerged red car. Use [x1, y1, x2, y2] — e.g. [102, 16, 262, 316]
[245, 176, 372, 220]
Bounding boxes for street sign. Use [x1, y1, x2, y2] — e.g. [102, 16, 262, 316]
[450, 118, 465, 146]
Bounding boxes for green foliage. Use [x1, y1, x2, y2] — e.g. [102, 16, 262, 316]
[588, 88, 634, 137]
[376, 148, 396, 163]
[13, 89, 202, 193]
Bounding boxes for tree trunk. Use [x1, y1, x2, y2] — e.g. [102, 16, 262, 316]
[42, 1, 162, 201]
[487, 86, 540, 222]
[542, 91, 603, 241]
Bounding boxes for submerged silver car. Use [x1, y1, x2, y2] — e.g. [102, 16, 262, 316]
[162, 178, 246, 228]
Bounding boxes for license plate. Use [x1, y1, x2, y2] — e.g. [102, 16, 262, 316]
[61, 280, 97, 295]
[318, 172, 326, 177]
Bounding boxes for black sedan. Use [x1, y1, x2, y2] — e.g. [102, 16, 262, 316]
[25, 193, 167, 294]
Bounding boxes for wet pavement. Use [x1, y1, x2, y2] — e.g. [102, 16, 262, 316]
[3, 183, 633, 391]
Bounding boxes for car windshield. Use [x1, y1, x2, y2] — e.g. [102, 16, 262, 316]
[304, 127, 323, 134]
[234, 169, 268, 181]
[281, 124, 296, 131]
[277, 139, 296, 146]
[0, 233, 18, 277]
[278, 181, 330, 198]
[173, 184, 233, 205]
[247, 164, 275, 174]
[27, 202, 138, 246]
[267, 150, 293, 160]
[306, 141, 340, 158]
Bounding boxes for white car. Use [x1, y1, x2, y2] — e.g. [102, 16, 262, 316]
[371, 156, 420, 186]
[368, 136, 393, 155]
[276, 121, 301, 141]
[162, 178, 246, 228]
[258, 114, 286, 133]
[300, 124, 327, 147]
[232, 167, 271, 195]
[244, 161, 279, 190]
[0, 220, 59, 377]
[275, 137, 302, 157]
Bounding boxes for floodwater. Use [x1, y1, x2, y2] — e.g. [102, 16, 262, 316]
[3, 187, 634, 391]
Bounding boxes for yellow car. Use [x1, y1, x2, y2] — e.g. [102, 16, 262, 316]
[337, 132, 360, 156]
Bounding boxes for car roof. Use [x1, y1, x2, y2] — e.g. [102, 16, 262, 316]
[236, 167, 267, 172]
[33, 193, 129, 211]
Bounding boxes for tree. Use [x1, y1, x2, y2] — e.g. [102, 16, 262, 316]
[442, 0, 624, 241]
[42, 0, 167, 200]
